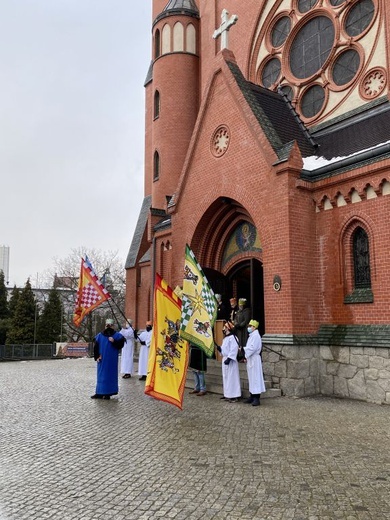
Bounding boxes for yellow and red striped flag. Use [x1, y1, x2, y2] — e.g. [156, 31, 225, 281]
[145, 274, 189, 410]
[73, 256, 111, 327]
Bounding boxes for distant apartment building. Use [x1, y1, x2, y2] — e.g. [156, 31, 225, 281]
[0, 245, 10, 284]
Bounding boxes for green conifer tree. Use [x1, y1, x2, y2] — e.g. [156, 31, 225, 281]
[0, 271, 9, 344]
[36, 288, 63, 344]
[6, 280, 36, 344]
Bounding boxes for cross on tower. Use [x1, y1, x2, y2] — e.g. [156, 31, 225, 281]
[213, 9, 238, 51]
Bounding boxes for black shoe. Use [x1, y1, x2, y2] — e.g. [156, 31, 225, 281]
[102, 395, 111, 400]
[139, 375, 147, 381]
[244, 397, 254, 404]
[220, 396, 226, 400]
[252, 398, 260, 406]
[91, 394, 103, 399]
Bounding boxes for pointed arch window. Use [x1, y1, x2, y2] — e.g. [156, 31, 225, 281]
[154, 29, 161, 59]
[154, 90, 160, 119]
[153, 151, 160, 181]
[353, 226, 371, 289]
[344, 224, 373, 303]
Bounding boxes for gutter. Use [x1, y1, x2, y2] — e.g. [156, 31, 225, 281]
[301, 142, 390, 181]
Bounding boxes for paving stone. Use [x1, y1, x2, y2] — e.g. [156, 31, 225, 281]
[0, 358, 389, 519]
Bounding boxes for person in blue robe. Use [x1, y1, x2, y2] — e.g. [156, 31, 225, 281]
[91, 318, 125, 400]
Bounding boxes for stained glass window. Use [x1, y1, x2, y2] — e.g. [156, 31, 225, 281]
[300, 85, 325, 118]
[297, 0, 318, 14]
[290, 17, 335, 79]
[271, 16, 291, 47]
[262, 58, 281, 88]
[345, 0, 375, 38]
[353, 227, 371, 288]
[332, 49, 360, 86]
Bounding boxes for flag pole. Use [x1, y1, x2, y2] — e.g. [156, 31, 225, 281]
[105, 293, 137, 335]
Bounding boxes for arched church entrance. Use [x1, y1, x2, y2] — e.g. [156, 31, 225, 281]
[193, 198, 266, 336]
[227, 259, 265, 336]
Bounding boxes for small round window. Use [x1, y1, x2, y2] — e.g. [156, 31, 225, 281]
[297, 0, 318, 14]
[332, 49, 360, 86]
[262, 58, 281, 88]
[300, 85, 325, 118]
[290, 17, 335, 79]
[345, 0, 375, 38]
[271, 16, 291, 47]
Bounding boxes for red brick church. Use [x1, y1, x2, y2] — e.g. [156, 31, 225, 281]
[125, 0, 390, 404]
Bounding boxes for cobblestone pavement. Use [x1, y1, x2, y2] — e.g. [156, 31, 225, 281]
[1, 358, 389, 520]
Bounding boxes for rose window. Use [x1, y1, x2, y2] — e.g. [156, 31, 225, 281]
[251, 0, 380, 123]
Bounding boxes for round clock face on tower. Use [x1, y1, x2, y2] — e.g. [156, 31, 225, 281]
[211, 125, 230, 157]
[250, 0, 382, 125]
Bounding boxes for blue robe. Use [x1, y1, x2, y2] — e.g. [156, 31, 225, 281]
[94, 329, 125, 396]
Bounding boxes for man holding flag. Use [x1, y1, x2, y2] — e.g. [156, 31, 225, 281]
[91, 318, 125, 400]
[73, 256, 125, 399]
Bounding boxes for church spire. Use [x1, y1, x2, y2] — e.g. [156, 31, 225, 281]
[154, 0, 199, 24]
[163, 0, 199, 14]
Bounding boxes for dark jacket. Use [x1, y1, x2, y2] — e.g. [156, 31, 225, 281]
[234, 307, 251, 347]
[189, 344, 207, 372]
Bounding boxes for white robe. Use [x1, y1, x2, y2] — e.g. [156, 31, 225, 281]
[137, 329, 152, 376]
[119, 326, 135, 375]
[243, 329, 266, 394]
[221, 334, 241, 399]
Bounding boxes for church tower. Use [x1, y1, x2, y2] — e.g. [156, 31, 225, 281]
[147, 0, 200, 210]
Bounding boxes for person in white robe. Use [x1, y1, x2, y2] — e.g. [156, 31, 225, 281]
[137, 321, 152, 381]
[119, 318, 135, 378]
[243, 319, 265, 406]
[217, 321, 241, 402]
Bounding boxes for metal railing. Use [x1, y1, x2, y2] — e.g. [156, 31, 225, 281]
[0, 344, 55, 360]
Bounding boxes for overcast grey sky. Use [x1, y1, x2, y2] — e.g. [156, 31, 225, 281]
[0, 1, 151, 287]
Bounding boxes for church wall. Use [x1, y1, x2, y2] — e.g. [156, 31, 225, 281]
[144, 82, 153, 198]
[168, 68, 321, 335]
[285, 173, 320, 334]
[313, 167, 390, 325]
[152, 41, 199, 210]
[125, 268, 138, 325]
[136, 262, 152, 330]
[126, 262, 152, 331]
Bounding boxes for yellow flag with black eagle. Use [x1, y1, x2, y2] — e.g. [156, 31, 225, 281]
[145, 274, 189, 410]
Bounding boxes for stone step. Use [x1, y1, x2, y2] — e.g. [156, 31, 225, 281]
[185, 380, 281, 399]
[186, 358, 281, 399]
